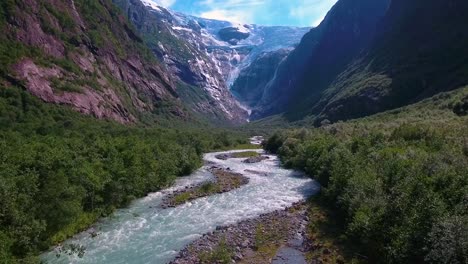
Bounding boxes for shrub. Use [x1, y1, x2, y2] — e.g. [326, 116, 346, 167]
[266, 117, 468, 263]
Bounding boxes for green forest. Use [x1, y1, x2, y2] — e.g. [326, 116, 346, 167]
[263, 87, 468, 263]
[0, 0, 467, 263]
[0, 85, 248, 263]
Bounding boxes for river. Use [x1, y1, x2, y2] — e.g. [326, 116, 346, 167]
[42, 141, 319, 263]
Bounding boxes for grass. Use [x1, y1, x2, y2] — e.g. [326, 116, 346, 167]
[199, 237, 234, 264]
[254, 221, 286, 250]
[305, 198, 364, 264]
[173, 192, 192, 205]
[199, 182, 218, 194]
[238, 219, 289, 264]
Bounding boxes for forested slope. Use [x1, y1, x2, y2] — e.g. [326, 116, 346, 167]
[264, 87, 468, 263]
[0, 84, 248, 263]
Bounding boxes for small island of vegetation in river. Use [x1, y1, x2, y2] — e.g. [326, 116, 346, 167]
[161, 167, 250, 208]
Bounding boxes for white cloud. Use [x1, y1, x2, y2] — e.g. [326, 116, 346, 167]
[151, 0, 176, 7]
[197, 0, 267, 24]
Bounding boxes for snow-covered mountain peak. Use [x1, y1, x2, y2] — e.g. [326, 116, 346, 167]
[118, 0, 310, 121]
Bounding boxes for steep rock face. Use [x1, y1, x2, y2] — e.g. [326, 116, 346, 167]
[116, 0, 310, 122]
[115, 0, 248, 123]
[1, 0, 182, 123]
[317, 0, 468, 123]
[252, 0, 391, 119]
[231, 49, 292, 108]
[218, 26, 250, 45]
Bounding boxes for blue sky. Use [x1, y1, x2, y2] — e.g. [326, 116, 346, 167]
[149, 0, 338, 27]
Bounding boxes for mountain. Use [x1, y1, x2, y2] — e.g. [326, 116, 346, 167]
[113, 0, 248, 124]
[250, 0, 468, 124]
[0, 0, 185, 124]
[231, 48, 292, 109]
[316, 0, 468, 124]
[114, 0, 309, 123]
[251, 0, 391, 120]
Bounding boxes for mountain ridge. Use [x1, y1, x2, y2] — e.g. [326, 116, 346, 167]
[115, 0, 310, 124]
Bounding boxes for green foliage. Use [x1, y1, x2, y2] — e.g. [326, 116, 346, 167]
[199, 182, 217, 194]
[254, 223, 284, 250]
[425, 215, 468, 264]
[42, 3, 75, 31]
[0, 85, 248, 262]
[265, 95, 468, 263]
[50, 78, 83, 93]
[0, 0, 15, 26]
[199, 237, 233, 264]
[173, 192, 192, 205]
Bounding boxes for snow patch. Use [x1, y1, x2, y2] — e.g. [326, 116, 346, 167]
[230, 23, 251, 34]
[140, 0, 162, 11]
[172, 26, 193, 32]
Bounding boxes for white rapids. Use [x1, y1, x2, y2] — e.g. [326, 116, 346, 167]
[42, 141, 319, 264]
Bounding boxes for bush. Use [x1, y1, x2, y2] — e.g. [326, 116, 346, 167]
[266, 118, 468, 263]
[425, 215, 468, 264]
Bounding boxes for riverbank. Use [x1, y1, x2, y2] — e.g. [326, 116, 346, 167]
[170, 202, 309, 264]
[170, 199, 351, 264]
[170, 200, 352, 264]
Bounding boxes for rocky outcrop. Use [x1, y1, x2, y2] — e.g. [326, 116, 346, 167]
[14, 59, 135, 123]
[218, 27, 250, 45]
[232, 49, 292, 108]
[3, 0, 183, 123]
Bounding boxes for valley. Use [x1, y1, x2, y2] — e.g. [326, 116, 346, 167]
[41, 141, 320, 264]
[0, 0, 467, 263]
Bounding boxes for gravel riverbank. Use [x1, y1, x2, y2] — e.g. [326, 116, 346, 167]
[170, 202, 310, 264]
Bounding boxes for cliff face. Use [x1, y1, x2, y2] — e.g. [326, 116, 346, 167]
[1, 0, 185, 124]
[316, 0, 468, 124]
[252, 0, 391, 120]
[250, 0, 468, 124]
[231, 49, 292, 108]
